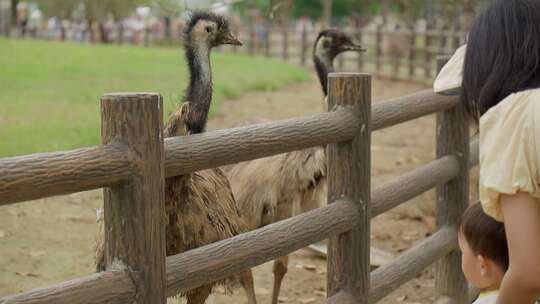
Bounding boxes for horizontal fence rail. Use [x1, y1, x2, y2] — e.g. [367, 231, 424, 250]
[369, 227, 457, 303]
[326, 227, 459, 304]
[166, 199, 358, 296]
[0, 90, 457, 206]
[0, 271, 135, 304]
[164, 109, 359, 177]
[371, 90, 458, 130]
[0, 144, 132, 205]
[371, 155, 459, 218]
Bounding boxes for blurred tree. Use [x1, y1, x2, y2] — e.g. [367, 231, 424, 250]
[36, 0, 78, 19]
[441, 0, 480, 29]
[230, 0, 487, 28]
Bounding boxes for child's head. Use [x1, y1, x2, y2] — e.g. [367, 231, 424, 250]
[458, 203, 508, 290]
[462, 0, 540, 121]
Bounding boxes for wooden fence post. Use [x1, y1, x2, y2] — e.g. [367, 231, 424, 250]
[376, 24, 383, 73]
[408, 25, 416, 78]
[356, 28, 364, 71]
[265, 24, 271, 57]
[438, 25, 448, 55]
[101, 93, 166, 304]
[144, 27, 150, 47]
[424, 24, 433, 78]
[434, 57, 469, 303]
[282, 26, 289, 61]
[327, 73, 371, 303]
[233, 28, 240, 53]
[300, 27, 308, 66]
[451, 23, 459, 50]
[249, 24, 255, 56]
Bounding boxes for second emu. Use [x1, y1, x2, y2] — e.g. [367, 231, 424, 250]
[226, 29, 364, 304]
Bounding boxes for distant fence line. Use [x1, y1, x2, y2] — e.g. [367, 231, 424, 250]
[223, 24, 468, 82]
[4, 20, 467, 82]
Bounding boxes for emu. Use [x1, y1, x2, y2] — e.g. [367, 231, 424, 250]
[95, 12, 257, 304]
[226, 29, 364, 304]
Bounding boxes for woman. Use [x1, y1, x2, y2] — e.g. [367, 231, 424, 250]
[435, 0, 540, 302]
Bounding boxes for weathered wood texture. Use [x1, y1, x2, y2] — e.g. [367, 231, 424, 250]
[408, 27, 416, 77]
[369, 227, 457, 303]
[435, 57, 469, 302]
[371, 155, 459, 218]
[300, 28, 308, 66]
[282, 29, 288, 60]
[164, 109, 359, 177]
[469, 136, 479, 168]
[1, 200, 358, 303]
[370, 137, 478, 219]
[371, 90, 458, 131]
[101, 93, 166, 304]
[0, 271, 134, 304]
[0, 144, 131, 205]
[434, 296, 458, 304]
[327, 73, 371, 302]
[165, 199, 358, 297]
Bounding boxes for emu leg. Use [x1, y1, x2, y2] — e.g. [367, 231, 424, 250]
[239, 269, 257, 304]
[186, 284, 212, 304]
[271, 255, 289, 304]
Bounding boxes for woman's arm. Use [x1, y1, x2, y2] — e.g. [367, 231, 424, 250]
[496, 192, 540, 304]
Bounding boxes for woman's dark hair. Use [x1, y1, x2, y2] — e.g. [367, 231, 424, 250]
[462, 0, 540, 121]
[459, 203, 509, 271]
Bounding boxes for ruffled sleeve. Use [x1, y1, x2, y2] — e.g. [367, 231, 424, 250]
[433, 44, 466, 95]
[479, 91, 540, 221]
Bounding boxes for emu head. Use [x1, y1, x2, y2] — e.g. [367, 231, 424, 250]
[313, 29, 365, 62]
[184, 11, 242, 49]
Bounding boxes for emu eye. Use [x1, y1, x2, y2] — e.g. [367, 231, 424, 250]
[322, 40, 330, 48]
[205, 26, 212, 33]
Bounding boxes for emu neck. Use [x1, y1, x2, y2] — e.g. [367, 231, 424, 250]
[185, 44, 212, 134]
[314, 54, 334, 97]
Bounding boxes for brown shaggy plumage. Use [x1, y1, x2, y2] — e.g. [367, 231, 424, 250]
[225, 29, 363, 304]
[163, 104, 252, 302]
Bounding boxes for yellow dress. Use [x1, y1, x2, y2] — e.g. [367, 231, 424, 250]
[434, 44, 540, 222]
[479, 88, 540, 221]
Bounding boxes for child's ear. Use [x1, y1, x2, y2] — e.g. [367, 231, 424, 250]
[477, 255, 488, 276]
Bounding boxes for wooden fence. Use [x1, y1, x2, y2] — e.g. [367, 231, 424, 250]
[0, 61, 477, 303]
[224, 25, 467, 82]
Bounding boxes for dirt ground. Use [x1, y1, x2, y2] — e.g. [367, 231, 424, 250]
[0, 76, 478, 303]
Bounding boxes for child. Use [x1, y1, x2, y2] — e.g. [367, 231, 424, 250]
[459, 203, 508, 304]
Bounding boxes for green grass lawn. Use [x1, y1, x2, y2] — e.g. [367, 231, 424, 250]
[0, 38, 308, 157]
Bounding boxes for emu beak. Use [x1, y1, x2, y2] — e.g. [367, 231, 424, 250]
[342, 42, 366, 52]
[222, 32, 243, 46]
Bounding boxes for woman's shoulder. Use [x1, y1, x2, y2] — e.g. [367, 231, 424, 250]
[480, 87, 540, 128]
